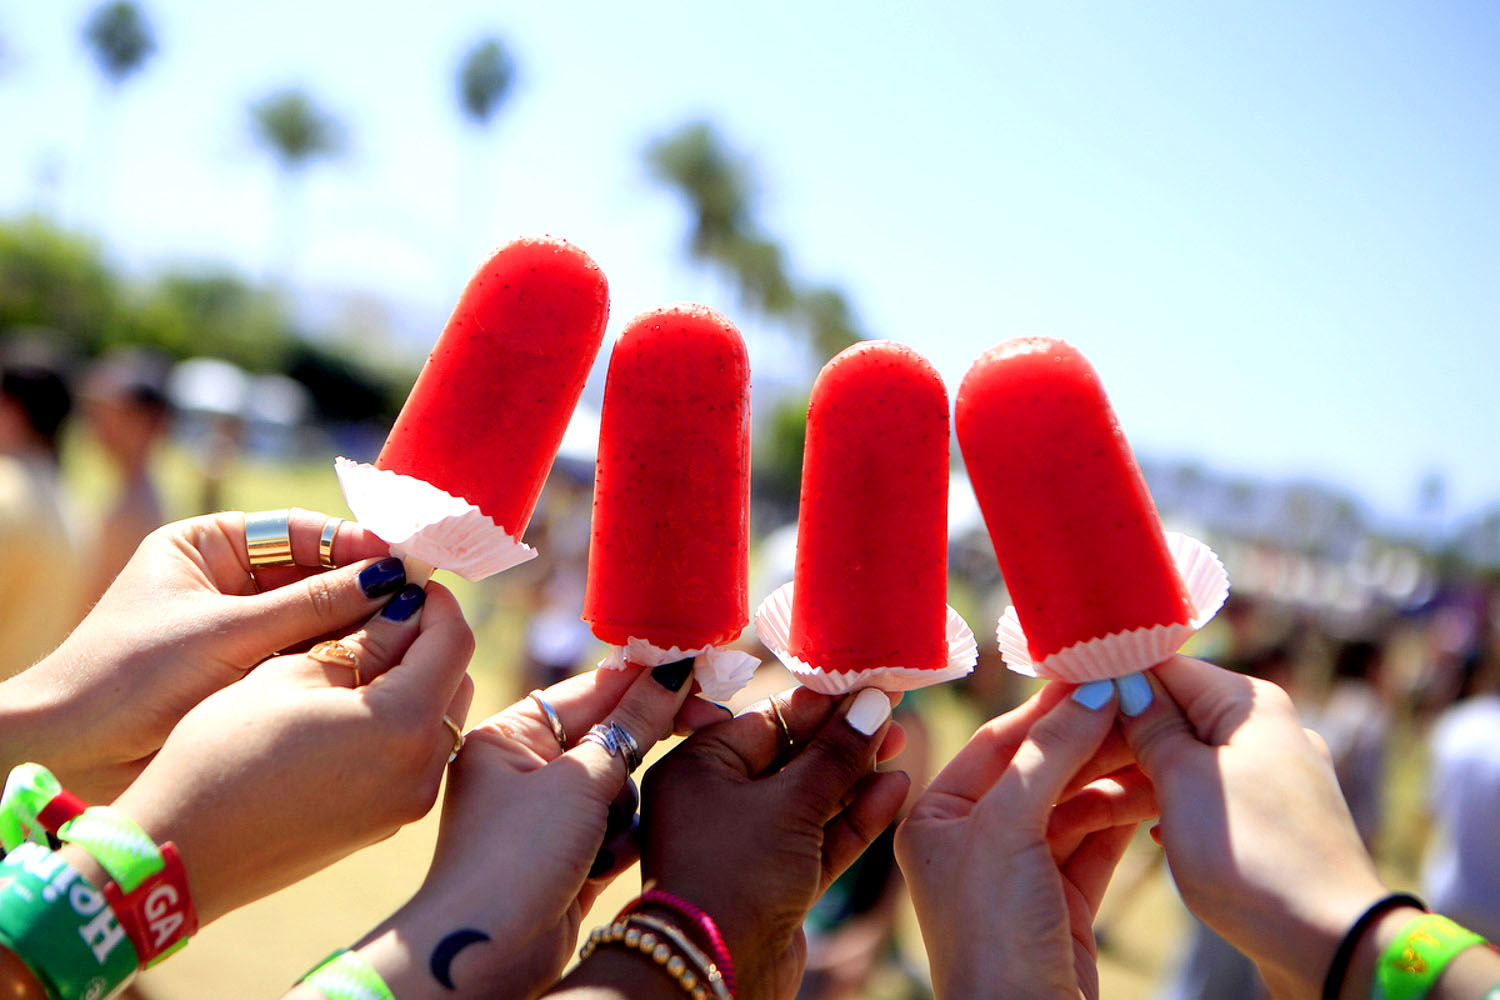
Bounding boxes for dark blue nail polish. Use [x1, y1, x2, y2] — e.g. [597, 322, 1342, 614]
[651, 657, 695, 692]
[604, 778, 639, 841]
[358, 558, 406, 599]
[588, 848, 615, 879]
[380, 584, 425, 622]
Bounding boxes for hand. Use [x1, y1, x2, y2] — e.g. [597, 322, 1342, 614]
[628, 687, 909, 1000]
[0, 509, 398, 800]
[108, 580, 474, 924]
[895, 681, 1155, 1000]
[319, 659, 729, 1000]
[1116, 657, 1387, 999]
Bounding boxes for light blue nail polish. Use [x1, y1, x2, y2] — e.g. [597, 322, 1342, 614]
[1116, 673, 1153, 716]
[1071, 679, 1115, 710]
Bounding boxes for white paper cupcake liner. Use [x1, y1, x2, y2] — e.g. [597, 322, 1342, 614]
[997, 531, 1230, 682]
[334, 458, 538, 582]
[753, 581, 978, 695]
[597, 635, 761, 702]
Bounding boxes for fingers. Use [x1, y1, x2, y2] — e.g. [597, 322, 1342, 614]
[366, 584, 476, 719]
[921, 683, 1072, 803]
[305, 583, 427, 688]
[819, 770, 910, 894]
[232, 555, 410, 661]
[1048, 766, 1157, 861]
[977, 680, 1119, 838]
[673, 695, 735, 736]
[562, 656, 699, 791]
[233, 509, 391, 590]
[1146, 656, 1261, 745]
[1115, 667, 1211, 781]
[1062, 823, 1140, 917]
[776, 689, 896, 824]
[485, 665, 647, 763]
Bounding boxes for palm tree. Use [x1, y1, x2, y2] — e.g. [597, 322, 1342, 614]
[80, 1, 156, 235]
[83, 1, 155, 85]
[249, 88, 344, 284]
[452, 37, 516, 276]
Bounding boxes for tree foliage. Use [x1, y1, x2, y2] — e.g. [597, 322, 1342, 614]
[83, 1, 155, 85]
[457, 38, 515, 125]
[250, 89, 344, 171]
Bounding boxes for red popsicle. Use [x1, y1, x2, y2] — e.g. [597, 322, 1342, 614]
[582, 305, 751, 651]
[376, 236, 609, 539]
[788, 341, 950, 672]
[956, 338, 1194, 662]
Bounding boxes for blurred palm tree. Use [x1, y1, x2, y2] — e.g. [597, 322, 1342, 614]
[80, 1, 156, 233]
[452, 37, 516, 278]
[83, 1, 155, 85]
[249, 88, 344, 284]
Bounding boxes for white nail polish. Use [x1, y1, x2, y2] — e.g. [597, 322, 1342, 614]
[845, 688, 892, 736]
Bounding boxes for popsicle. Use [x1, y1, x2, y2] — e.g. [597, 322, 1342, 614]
[377, 236, 610, 539]
[955, 337, 1198, 666]
[788, 341, 952, 673]
[583, 304, 751, 652]
[336, 236, 609, 581]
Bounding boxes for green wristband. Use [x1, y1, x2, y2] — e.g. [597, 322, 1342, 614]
[0, 842, 139, 1000]
[300, 948, 397, 1000]
[56, 807, 163, 894]
[1, 763, 66, 850]
[1376, 913, 1488, 1000]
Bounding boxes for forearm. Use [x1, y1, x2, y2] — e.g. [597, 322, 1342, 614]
[0, 670, 68, 777]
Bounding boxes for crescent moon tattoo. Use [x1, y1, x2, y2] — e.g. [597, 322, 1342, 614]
[430, 928, 491, 990]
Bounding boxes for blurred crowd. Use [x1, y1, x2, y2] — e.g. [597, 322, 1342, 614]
[5, 335, 1499, 1000]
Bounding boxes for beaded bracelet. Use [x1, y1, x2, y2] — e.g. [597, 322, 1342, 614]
[579, 918, 731, 1000]
[1374, 913, 1489, 1000]
[621, 888, 737, 997]
[299, 948, 397, 1000]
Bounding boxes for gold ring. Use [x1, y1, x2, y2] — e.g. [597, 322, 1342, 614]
[318, 517, 345, 569]
[769, 696, 794, 748]
[309, 640, 362, 687]
[442, 715, 466, 763]
[245, 509, 296, 568]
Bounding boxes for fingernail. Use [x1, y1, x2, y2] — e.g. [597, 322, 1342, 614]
[380, 584, 426, 622]
[588, 848, 615, 879]
[1071, 679, 1116, 710]
[845, 688, 892, 736]
[358, 558, 406, 599]
[709, 700, 733, 719]
[1116, 673, 1154, 716]
[651, 657, 695, 692]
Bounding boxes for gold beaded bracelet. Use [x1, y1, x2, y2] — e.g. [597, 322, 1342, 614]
[579, 915, 732, 1000]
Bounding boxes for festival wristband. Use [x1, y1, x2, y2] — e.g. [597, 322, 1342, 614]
[57, 806, 163, 894]
[1, 764, 86, 852]
[300, 948, 397, 1000]
[0, 842, 139, 1000]
[1375, 914, 1488, 1000]
[101, 841, 197, 967]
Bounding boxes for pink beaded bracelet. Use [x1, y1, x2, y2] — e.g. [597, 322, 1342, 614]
[620, 889, 736, 999]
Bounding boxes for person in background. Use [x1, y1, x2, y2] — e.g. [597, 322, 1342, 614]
[0, 341, 79, 679]
[1311, 637, 1392, 852]
[77, 348, 173, 610]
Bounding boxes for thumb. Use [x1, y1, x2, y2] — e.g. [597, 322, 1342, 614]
[228, 556, 408, 661]
[1115, 666, 1211, 783]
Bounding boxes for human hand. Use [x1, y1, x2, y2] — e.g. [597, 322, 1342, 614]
[894, 681, 1155, 1000]
[317, 659, 729, 1000]
[0, 509, 402, 800]
[105, 580, 474, 924]
[624, 687, 909, 1000]
[1116, 656, 1387, 999]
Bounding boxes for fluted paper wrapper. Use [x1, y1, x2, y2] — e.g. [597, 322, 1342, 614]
[754, 581, 978, 695]
[334, 458, 537, 582]
[598, 636, 761, 702]
[997, 531, 1230, 682]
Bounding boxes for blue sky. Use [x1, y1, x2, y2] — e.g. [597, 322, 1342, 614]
[4, 2, 1499, 528]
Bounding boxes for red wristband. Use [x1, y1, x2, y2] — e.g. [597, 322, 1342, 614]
[621, 889, 736, 998]
[101, 841, 197, 967]
[35, 789, 86, 832]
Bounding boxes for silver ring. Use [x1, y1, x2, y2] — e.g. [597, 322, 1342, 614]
[582, 721, 643, 772]
[528, 689, 569, 749]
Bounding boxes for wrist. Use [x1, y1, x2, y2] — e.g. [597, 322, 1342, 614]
[0, 670, 72, 775]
